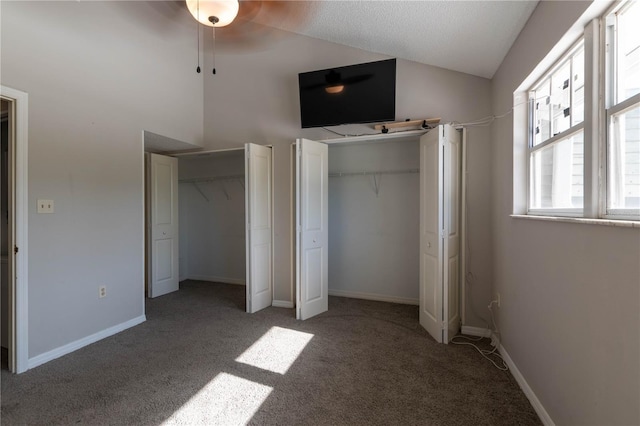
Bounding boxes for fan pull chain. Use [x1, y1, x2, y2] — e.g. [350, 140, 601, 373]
[196, 0, 201, 73]
[196, 24, 201, 73]
[211, 24, 217, 75]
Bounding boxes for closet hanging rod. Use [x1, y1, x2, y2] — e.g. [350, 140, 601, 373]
[329, 168, 419, 178]
[179, 174, 245, 184]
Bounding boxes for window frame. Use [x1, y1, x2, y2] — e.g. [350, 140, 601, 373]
[602, 0, 640, 220]
[527, 38, 586, 217]
[520, 0, 640, 222]
[603, 96, 640, 219]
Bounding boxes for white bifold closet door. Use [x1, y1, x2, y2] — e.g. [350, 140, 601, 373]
[419, 125, 461, 343]
[148, 153, 179, 298]
[295, 138, 329, 320]
[245, 143, 274, 313]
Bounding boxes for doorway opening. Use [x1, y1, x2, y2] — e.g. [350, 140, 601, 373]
[293, 126, 463, 343]
[144, 145, 274, 315]
[291, 136, 421, 318]
[1, 86, 29, 374]
[1, 98, 12, 370]
[177, 149, 248, 308]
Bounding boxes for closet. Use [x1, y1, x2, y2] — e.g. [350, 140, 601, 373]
[327, 136, 420, 304]
[145, 144, 273, 314]
[177, 150, 247, 287]
[294, 125, 462, 343]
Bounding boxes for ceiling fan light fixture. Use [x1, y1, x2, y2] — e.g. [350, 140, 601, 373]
[325, 85, 344, 94]
[186, 0, 239, 27]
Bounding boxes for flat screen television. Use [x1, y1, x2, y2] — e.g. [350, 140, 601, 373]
[298, 59, 396, 128]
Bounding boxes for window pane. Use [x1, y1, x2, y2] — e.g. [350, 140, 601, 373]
[533, 80, 551, 146]
[617, 1, 640, 102]
[572, 49, 585, 125]
[530, 42, 583, 148]
[530, 132, 584, 209]
[608, 104, 640, 210]
[551, 61, 571, 136]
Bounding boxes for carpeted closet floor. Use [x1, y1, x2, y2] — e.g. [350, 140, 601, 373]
[0, 280, 540, 425]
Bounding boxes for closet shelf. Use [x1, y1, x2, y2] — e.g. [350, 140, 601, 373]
[329, 168, 419, 178]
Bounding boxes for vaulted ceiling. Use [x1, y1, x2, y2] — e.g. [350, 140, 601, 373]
[248, 1, 539, 79]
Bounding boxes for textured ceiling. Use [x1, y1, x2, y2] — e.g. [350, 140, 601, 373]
[260, 1, 538, 79]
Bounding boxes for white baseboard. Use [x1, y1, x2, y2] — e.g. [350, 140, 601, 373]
[328, 289, 419, 305]
[461, 325, 492, 337]
[272, 300, 294, 309]
[28, 315, 146, 370]
[499, 343, 554, 426]
[188, 275, 245, 285]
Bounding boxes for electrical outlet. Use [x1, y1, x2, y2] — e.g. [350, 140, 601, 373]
[99, 285, 107, 298]
[497, 293, 501, 308]
[37, 199, 54, 213]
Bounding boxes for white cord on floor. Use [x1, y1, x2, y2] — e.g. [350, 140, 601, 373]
[452, 301, 508, 371]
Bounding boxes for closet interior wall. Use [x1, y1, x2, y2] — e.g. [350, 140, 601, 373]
[178, 152, 246, 285]
[328, 138, 420, 304]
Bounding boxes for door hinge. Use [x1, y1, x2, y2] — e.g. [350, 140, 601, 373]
[14, 246, 18, 254]
[441, 321, 446, 330]
[440, 229, 445, 238]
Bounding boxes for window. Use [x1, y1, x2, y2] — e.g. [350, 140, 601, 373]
[524, 0, 640, 221]
[605, 0, 640, 218]
[529, 42, 585, 215]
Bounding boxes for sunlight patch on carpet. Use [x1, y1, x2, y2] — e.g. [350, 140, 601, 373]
[163, 373, 272, 425]
[235, 326, 314, 374]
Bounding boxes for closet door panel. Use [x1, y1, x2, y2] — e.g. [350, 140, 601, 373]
[148, 153, 179, 298]
[245, 143, 273, 313]
[296, 138, 328, 320]
[443, 126, 461, 342]
[419, 129, 444, 342]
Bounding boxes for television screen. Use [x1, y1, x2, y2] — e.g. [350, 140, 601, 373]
[298, 59, 396, 128]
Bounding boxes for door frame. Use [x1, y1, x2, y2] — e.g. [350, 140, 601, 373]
[1, 86, 29, 373]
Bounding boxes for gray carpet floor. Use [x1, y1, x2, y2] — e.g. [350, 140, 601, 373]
[1, 280, 540, 425]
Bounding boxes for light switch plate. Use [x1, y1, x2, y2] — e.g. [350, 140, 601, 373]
[37, 199, 54, 213]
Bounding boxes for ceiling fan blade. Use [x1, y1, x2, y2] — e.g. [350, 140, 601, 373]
[215, 1, 318, 52]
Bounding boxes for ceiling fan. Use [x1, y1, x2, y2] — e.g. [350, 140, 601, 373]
[185, 0, 314, 74]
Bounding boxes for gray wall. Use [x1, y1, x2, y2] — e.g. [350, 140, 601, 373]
[491, 1, 640, 424]
[1, 1, 203, 358]
[200, 30, 494, 323]
[328, 140, 419, 303]
[178, 153, 246, 284]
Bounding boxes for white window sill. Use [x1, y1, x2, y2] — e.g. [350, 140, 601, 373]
[510, 214, 640, 228]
